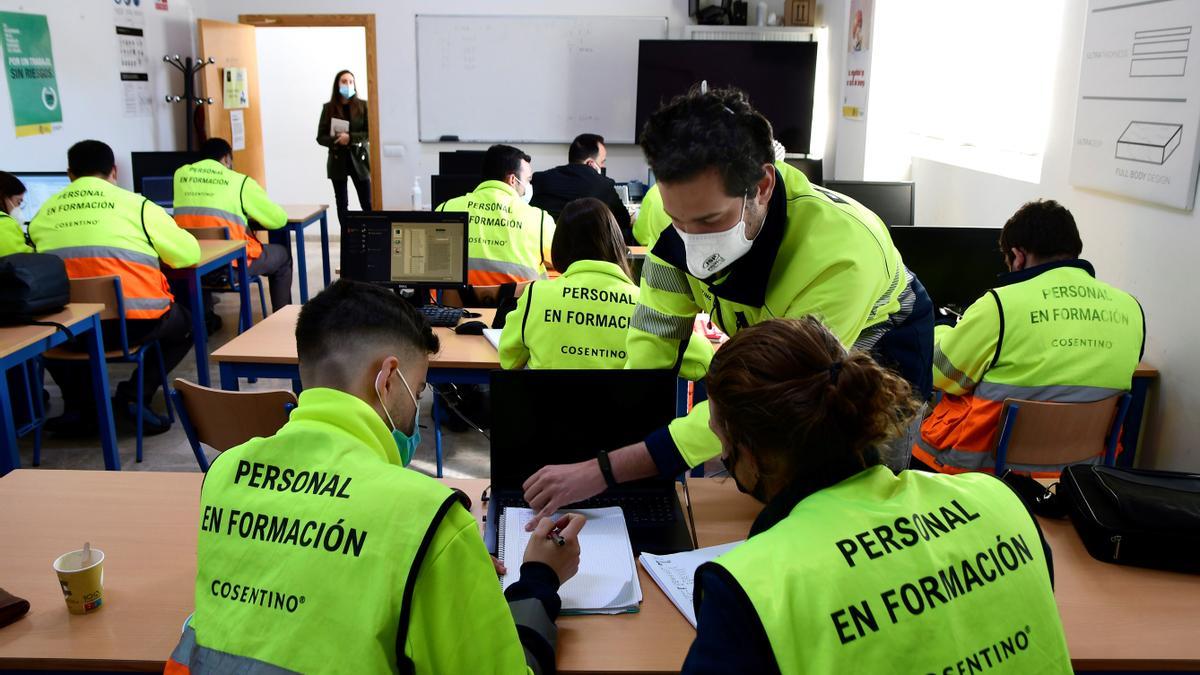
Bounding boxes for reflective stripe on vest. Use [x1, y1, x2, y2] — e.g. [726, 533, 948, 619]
[467, 257, 544, 286]
[712, 467, 1072, 674]
[915, 265, 1142, 475]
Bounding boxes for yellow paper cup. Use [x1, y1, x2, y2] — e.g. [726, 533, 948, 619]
[53, 548, 105, 615]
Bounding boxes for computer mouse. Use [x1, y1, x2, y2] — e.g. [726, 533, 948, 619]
[455, 320, 488, 336]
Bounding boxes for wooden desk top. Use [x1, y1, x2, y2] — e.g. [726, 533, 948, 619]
[281, 204, 328, 223]
[1134, 361, 1157, 378]
[165, 240, 246, 271]
[211, 305, 500, 370]
[1, 470, 1196, 672]
[0, 304, 103, 360]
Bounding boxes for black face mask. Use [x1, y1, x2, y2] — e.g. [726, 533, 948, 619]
[722, 454, 769, 504]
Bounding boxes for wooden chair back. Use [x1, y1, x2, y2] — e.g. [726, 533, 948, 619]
[188, 226, 232, 241]
[997, 395, 1125, 467]
[172, 378, 296, 454]
[67, 276, 122, 321]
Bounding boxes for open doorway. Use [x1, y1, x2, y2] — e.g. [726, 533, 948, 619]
[241, 14, 381, 235]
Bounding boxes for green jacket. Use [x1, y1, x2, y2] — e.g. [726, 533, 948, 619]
[316, 97, 370, 180]
[0, 213, 32, 256]
[173, 387, 547, 674]
[499, 259, 713, 379]
[632, 162, 913, 468]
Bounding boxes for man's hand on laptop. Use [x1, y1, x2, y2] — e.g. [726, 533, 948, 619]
[522, 460, 607, 530]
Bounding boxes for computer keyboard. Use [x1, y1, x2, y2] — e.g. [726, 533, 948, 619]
[498, 493, 677, 525]
[417, 305, 466, 328]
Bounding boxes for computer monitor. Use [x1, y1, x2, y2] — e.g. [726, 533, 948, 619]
[888, 226, 1006, 310]
[824, 180, 915, 227]
[340, 211, 468, 289]
[12, 172, 71, 224]
[430, 174, 480, 209]
[437, 150, 486, 177]
[130, 151, 201, 194]
[141, 176, 174, 207]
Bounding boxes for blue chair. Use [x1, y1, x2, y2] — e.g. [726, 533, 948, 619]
[993, 393, 1133, 475]
[41, 275, 174, 463]
[188, 226, 269, 332]
[169, 378, 296, 471]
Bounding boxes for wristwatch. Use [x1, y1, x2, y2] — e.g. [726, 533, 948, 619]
[596, 450, 618, 489]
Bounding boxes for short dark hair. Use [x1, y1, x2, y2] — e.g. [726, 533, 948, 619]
[0, 171, 26, 203]
[200, 138, 232, 162]
[640, 86, 774, 196]
[481, 144, 531, 183]
[68, 140, 116, 178]
[296, 279, 439, 387]
[999, 200, 1082, 261]
[552, 198, 632, 278]
[568, 133, 605, 164]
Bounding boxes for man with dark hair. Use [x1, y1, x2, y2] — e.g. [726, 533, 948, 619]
[912, 199, 1145, 475]
[530, 133, 633, 243]
[29, 139, 200, 435]
[173, 137, 293, 314]
[437, 144, 555, 294]
[522, 86, 935, 519]
[167, 279, 583, 675]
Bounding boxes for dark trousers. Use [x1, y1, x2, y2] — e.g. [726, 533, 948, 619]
[249, 242, 293, 310]
[872, 275, 935, 400]
[332, 174, 372, 218]
[45, 303, 193, 413]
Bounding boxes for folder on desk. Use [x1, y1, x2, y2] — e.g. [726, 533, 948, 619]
[639, 541, 743, 627]
[499, 506, 642, 615]
[483, 328, 502, 351]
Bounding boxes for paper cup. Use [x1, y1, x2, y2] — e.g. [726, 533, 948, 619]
[53, 548, 105, 615]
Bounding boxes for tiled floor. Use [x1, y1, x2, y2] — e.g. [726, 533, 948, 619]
[12, 237, 492, 479]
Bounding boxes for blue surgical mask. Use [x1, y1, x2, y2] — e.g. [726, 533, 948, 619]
[339, 84, 356, 99]
[375, 367, 421, 466]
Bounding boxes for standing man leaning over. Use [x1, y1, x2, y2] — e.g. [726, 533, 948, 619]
[913, 200, 1145, 475]
[523, 87, 935, 520]
[173, 138, 293, 312]
[166, 280, 583, 675]
[30, 140, 199, 434]
[531, 133, 634, 244]
[437, 144, 555, 303]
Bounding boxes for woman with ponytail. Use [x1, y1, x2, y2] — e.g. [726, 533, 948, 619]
[682, 317, 1071, 674]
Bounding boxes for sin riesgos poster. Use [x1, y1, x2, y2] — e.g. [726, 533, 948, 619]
[0, 11, 63, 137]
[843, 0, 873, 120]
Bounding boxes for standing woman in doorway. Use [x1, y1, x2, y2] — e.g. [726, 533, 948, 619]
[316, 69, 372, 218]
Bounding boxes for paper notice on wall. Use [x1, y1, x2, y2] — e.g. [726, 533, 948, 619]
[223, 67, 248, 109]
[842, 0, 874, 120]
[115, 6, 150, 119]
[230, 109, 246, 151]
[0, 11, 63, 137]
[122, 74, 151, 118]
[1069, 0, 1200, 210]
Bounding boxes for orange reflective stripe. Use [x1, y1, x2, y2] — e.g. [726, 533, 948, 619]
[176, 213, 263, 262]
[59, 257, 173, 320]
[468, 269, 526, 286]
[164, 657, 191, 675]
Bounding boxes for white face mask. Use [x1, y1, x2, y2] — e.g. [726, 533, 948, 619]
[518, 178, 533, 204]
[6, 199, 23, 222]
[673, 195, 753, 279]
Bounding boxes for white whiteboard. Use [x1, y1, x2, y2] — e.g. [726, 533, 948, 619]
[416, 15, 668, 144]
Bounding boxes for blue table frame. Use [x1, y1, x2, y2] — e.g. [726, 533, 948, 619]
[164, 242, 252, 388]
[270, 205, 331, 304]
[1118, 370, 1155, 468]
[0, 307, 119, 474]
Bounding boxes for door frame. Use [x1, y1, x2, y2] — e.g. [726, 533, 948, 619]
[240, 13, 382, 210]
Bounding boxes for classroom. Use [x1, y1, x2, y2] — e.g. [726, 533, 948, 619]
[0, 0, 1197, 672]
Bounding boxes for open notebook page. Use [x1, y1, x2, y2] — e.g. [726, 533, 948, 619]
[639, 541, 744, 627]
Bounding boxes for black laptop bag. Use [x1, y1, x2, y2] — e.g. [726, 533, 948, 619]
[0, 253, 70, 325]
[1059, 464, 1200, 574]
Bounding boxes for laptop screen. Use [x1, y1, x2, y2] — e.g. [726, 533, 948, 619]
[489, 369, 679, 489]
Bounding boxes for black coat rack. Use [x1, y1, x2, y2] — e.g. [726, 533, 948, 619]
[163, 54, 215, 152]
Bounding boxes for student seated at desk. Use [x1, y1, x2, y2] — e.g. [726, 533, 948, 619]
[530, 133, 634, 244]
[166, 279, 583, 675]
[684, 317, 1070, 674]
[0, 171, 33, 255]
[498, 197, 713, 377]
[29, 140, 199, 436]
[912, 200, 1144, 476]
[173, 137, 293, 313]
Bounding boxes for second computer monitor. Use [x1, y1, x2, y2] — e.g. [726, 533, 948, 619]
[340, 211, 468, 288]
[825, 180, 915, 227]
[888, 226, 1006, 310]
[12, 172, 71, 224]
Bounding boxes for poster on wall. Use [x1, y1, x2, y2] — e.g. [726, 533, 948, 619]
[841, 0, 873, 120]
[0, 11, 62, 137]
[116, 25, 151, 118]
[1069, 0, 1200, 211]
[223, 67, 248, 109]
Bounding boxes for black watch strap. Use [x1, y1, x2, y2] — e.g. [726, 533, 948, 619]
[596, 450, 618, 489]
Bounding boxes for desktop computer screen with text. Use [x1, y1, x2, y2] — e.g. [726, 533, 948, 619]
[341, 211, 468, 288]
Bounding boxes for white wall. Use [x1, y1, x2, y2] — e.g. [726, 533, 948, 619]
[0, 0, 198, 189]
[256, 26, 367, 229]
[861, 0, 1199, 471]
[195, 0, 840, 212]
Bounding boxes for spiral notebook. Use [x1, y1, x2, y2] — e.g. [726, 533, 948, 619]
[499, 506, 642, 615]
[639, 541, 743, 627]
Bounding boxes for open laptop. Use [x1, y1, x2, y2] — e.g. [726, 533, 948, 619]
[486, 369, 695, 555]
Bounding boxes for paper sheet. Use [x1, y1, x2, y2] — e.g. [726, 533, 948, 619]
[330, 117, 349, 137]
[483, 328, 502, 351]
[639, 541, 743, 627]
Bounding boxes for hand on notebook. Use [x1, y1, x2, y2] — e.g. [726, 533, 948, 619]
[523, 513, 586, 584]
[523, 460, 607, 529]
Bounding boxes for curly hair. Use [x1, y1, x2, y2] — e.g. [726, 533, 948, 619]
[639, 85, 774, 197]
[706, 317, 918, 490]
